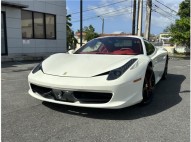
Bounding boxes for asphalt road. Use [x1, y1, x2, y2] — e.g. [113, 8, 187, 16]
[1, 59, 190, 142]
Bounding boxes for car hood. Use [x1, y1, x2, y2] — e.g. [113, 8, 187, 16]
[42, 53, 135, 78]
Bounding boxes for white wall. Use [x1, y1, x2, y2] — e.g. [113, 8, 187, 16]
[175, 46, 190, 53]
[1, 0, 66, 59]
[75, 36, 87, 49]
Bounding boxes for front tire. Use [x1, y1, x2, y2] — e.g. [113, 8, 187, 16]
[141, 66, 155, 105]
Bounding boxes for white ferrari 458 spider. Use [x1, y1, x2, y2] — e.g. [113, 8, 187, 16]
[28, 36, 168, 109]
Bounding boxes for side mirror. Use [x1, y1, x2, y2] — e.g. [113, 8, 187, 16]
[68, 49, 75, 54]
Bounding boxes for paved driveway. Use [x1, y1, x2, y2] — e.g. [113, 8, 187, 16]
[1, 59, 190, 142]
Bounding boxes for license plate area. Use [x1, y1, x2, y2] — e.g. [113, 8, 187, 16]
[52, 89, 76, 102]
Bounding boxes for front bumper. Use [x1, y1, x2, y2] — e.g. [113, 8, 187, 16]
[28, 71, 144, 109]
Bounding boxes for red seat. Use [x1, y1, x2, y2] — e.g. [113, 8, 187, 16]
[112, 49, 136, 55]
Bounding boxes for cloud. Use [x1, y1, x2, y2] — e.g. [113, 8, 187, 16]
[154, 0, 180, 13]
[85, 0, 182, 33]
[150, 0, 182, 28]
[66, 6, 70, 14]
[88, 0, 132, 19]
[151, 15, 174, 29]
[88, 0, 181, 22]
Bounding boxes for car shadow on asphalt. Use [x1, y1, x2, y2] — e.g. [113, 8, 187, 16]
[43, 73, 185, 120]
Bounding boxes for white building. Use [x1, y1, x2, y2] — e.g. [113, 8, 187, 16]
[159, 32, 171, 45]
[75, 32, 87, 50]
[1, 0, 66, 61]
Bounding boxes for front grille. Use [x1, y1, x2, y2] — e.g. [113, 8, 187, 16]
[73, 92, 112, 103]
[30, 84, 112, 104]
[30, 84, 54, 99]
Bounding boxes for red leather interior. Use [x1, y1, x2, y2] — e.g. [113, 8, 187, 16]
[80, 46, 141, 55]
[112, 49, 137, 55]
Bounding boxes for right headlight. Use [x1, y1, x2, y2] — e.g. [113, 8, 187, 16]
[107, 58, 138, 80]
[32, 62, 43, 74]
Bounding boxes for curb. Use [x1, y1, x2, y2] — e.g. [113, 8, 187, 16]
[169, 55, 190, 60]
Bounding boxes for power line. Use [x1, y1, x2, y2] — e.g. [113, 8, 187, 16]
[155, 0, 178, 14]
[72, 7, 132, 23]
[69, 0, 129, 15]
[155, 10, 174, 21]
[152, 9, 175, 21]
[71, 6, 146, 21]
[153, 4, 177, 19]
[103, 10, 132, 19]
[71, 4, 132, 20]
[72, 9, 131, 23]
[93, 11, 132, 20]
[153, 6, 176, 21]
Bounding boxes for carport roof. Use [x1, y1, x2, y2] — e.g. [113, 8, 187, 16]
[1, 1, 28, 9]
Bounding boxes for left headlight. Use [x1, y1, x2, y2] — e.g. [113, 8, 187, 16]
[32, 62, 43, 74]
[107, 59, 138, 80]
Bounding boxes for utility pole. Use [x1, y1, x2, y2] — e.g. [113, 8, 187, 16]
[132, 0, 136, 35]
[136, 0, 140, 34]
[144, 0, 152, 40]
[98, 16, 104, 35]
[102, 18, 104, 35]
[80, 0, 83, 46]
[137, 0, 143, 36]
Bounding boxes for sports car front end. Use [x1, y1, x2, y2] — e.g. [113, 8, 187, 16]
[28, 54, 148, 109]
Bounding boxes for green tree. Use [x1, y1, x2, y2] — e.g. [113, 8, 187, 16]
[84, 25, 99, 41]
[77, 25, 99, 41]
[66, 14, 78, 50]
[166, 0, 190, 47]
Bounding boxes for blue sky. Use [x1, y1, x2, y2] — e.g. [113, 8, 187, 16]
[66, 0, 182, 35]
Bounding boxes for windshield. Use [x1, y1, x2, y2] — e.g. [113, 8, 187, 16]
[75, 37, 143, 55]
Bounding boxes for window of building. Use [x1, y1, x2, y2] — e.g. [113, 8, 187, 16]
[21, 10, 33, 38]
[144, 41, 155, 55]
[21, 10, 56, 39]
[46, 14, 56, 39]
[34, 12, 45, 38]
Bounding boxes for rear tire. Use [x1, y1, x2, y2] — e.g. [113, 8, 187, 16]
[141, 66, 155, 105]
[162, 57, 168, 80]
